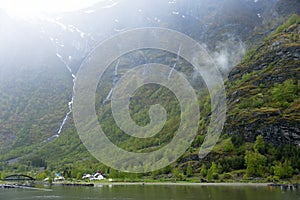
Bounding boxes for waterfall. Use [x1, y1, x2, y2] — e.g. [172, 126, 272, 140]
[102, 60, 120, 105]
[57, 97, 74, 134]
[103, 89, 113, 104]
[56, 53, 76, 135]
[168, 45, 182, 79]
[38, 21, 95, 144]
[43, 21, 92, 142]
[42, 53, 76, 143]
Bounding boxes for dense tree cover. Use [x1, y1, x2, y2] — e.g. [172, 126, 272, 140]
[195, 135, 300, 182]
[1, 16, 300, 183]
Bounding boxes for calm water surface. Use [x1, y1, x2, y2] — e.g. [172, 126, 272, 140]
[1, 185, 299, 200]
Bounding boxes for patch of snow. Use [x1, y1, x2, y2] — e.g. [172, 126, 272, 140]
[102, 2, 118, 9]
[172, 11, 179, 15]
[257, 13, 261, 18]
[56, 53, 62, 58]
[68, 25, 86, 38]
[182, 15, 186, 18]
[114, 19, 119, 23]
[168, 0, 176, 4]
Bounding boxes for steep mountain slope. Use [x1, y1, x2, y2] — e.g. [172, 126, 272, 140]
[0, 13, 74, 149]
[0, 0, 272, 161]
[5, 15, 299, 177]
[0, 0, 300, 177]
[247, 0, 300, 48]
[225, 15, 300, 145]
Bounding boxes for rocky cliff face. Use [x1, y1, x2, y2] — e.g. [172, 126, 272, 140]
[225, 15, 300, 146]
[246, 0, 300, 48]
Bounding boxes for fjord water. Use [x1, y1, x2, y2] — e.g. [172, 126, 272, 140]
[1, 185, 299, 200]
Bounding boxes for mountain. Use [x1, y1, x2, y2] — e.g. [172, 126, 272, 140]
[0, 12, 74, 149]
[0, 0, 299, 180]
[225, 14, 300, 146]
[174, 15, 300, 180]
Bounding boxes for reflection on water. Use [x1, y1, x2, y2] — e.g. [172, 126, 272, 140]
[0, 185, 299, 200]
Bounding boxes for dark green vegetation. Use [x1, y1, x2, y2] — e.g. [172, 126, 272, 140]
[96, 49, 209, 153]
[0, 9, 300, 184]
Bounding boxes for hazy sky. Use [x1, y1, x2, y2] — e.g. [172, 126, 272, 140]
[0, 0, 105, 17]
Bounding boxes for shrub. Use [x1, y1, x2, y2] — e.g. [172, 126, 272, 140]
[223, 173, 233, 180]
[271, 79, 297, 107]
[223, 139, 234, 152]
[36, 171, 47, 180]
[254, 135, 265, 154]
[245, 150, 266, 177]
[207, 162, 219, 181]
[186, 162, 193, 177]
[200, 164, 207, 177]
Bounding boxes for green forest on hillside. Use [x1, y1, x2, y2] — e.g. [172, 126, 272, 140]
[0, 15, 300, 184]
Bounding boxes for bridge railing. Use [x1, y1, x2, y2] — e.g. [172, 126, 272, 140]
[4, 174, 36, 182]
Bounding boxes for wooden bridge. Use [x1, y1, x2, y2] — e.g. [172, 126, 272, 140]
[4, 174, 35, 182]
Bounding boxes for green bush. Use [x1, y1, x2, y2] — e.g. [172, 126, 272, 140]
[212, 173, 219, 180]
[223, 173, 233, 180]
[36, 171, 47, 180]
[273, 175, 280, 182]
[271, 79, 297, 106]
[207, 162, 220, 181]
[186, 162, 193, 177]
[254, 135, 265, 154]
[200, 164, 207, 177]
[245, 150, 266, 177]
[223, 139, 234, 152]
[273, 160, 293, 179]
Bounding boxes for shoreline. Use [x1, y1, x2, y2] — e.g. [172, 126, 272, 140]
[91, 182, 271, 187]
[3, 182, 299, 190]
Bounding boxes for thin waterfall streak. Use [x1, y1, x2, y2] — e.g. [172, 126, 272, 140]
[168, 44, 182, 79]
[56, 53, 75, 76]
[38, 25, 93, 143]
[104, 89, 113, 103]
[112, 60, 120, 85]
[42, 51, 76, 142]
[57, 97, 73, 134]
[55, 53, 76, 136]
[102, 60, 120, 105]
